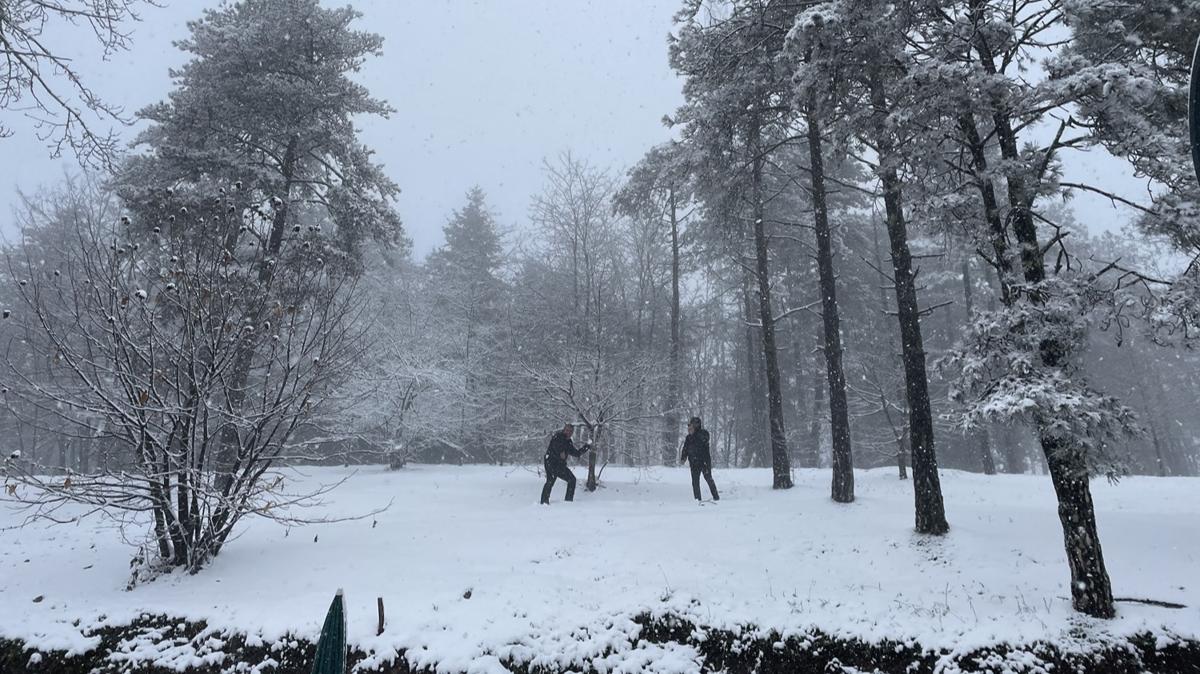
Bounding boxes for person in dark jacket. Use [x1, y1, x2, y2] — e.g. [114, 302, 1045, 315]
[680, 416, 719, 502]
[540, 423, 590, 504]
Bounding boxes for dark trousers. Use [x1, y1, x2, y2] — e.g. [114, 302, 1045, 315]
[690, 462, 719, 501]
[540, 461, 576, 504]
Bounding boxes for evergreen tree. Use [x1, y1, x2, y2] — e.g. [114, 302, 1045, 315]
[115, 0, 405, 492]
[922, 0, 1144, 617]
[119, 0, 404, 262]
[670, 0, 797, 488]
[789, 0, 949, 532]
[425, 187, 510, 462]
[785, 29, 857, 503]
[1052, 1, 1200, 345]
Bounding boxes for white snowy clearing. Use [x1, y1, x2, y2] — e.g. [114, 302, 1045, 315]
[1, 465, 1197, 672]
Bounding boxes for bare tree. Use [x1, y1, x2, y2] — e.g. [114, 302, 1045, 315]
[1, 178, 373, 579]
[520, 349, 665, 490]
[0, 0, 155, 167]
[531, 152, 618, 330]
[327, 260, 473, 468]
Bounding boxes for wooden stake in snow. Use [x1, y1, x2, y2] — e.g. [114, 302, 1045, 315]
[376, 596, 385, 636]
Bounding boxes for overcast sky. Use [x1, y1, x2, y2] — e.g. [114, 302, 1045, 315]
[0, 0, 684, 256]
[1, 0, 1143, 257]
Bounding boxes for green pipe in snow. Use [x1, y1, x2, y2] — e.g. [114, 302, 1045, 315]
[311, 590, 347, 674]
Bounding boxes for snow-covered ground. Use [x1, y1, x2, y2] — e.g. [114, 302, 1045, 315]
[1, 465, 1197, 672]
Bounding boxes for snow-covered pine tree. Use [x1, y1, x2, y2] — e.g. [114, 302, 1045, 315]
[424, 187, 511, 463]
[922, 0, 1145, 618]
[669, 0, 798, 488]
[788, 0, 949, 532]
[116, 0, 406, 489]
[1051, 1, 1200, 346]
[120, 0, 404, 260]
[780, 12, 857, 503]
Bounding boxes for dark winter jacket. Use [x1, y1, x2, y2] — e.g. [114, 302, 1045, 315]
[545, 431, 586, 467]
[681, 428, 712, 467]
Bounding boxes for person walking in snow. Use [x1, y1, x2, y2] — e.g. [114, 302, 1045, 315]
[540, 422, 591, 504]
[681, 416, 719, 502]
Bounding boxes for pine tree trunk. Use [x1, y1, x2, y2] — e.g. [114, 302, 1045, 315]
[791, 300, 810, 466]
[870, 68, 947, 535]
[749, 116, 792, 489]
[961, 258, 996, 475]
[806, 107, 853, 502]
[808, 361, 825, 469]
[740, 270, 767, 469]
[1043, 433, 1116, 617]
[877, 378, 909, 480]
[664, 188, 682, 465]
[215, 135, 299, 494]
[958, 113, 1015, 300]
[872, 213, 909, 480]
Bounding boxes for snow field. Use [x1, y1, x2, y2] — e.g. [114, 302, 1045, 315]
[1, 465, 1197, 672]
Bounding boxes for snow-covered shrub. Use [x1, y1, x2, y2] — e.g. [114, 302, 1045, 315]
[1, 180, 369, 575]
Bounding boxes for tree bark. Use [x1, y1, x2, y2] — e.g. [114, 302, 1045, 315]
[958, 112, 1015, 301]
[807, 358, 825, 469]
[961, 258, 996, 475]
[664, 188, 682, 466]
[805, 107, 853, 502]
[740, 269, 767, 469]
[748, 116, 792, 489]
[586, 425, 601, 492]
[1044, 435, 1115, 617]
[871, 216, 909, 480]
[869, 67, 947, 534]
[215, 135, 299, 494]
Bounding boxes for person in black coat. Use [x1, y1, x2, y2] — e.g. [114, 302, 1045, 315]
[540, 423, 590, 504]
[680, 416, 719, 502]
